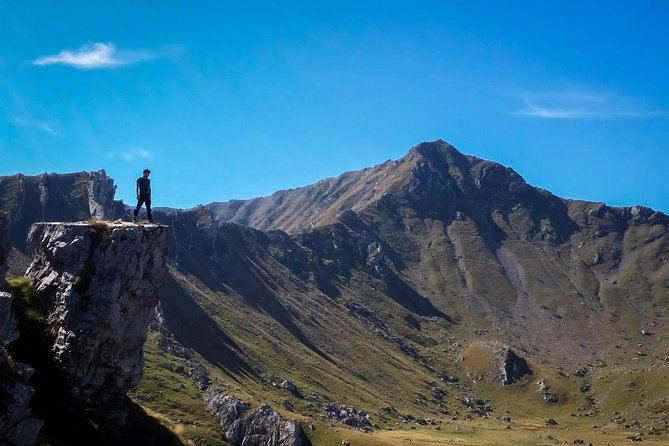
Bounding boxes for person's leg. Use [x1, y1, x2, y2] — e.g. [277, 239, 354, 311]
[146, 198, 153, 222]
[133, 198, 144, 221]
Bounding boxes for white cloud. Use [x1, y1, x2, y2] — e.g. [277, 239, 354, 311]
[33, 42, 154, 69]
[11, 117, 60, 135]
[514, 92, 669, 120]
[110, 147, 152, 161]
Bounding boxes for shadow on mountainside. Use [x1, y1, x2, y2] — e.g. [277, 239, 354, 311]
[160, 274, 258, 380]
[34, 399, 186, 446]
[222, 252, 334, 364]
[385, 273, 452, 321]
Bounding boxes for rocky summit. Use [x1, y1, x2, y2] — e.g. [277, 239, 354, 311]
[0, 140, 668, 445]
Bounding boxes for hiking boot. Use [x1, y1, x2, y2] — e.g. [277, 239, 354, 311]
[133, 216, 138, 222]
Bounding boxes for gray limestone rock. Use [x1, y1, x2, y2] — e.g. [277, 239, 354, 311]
[279, 380, 299, 396]
[500, 348, 532, 385]
[206, 390, 302, 446]
[206, 392, 251, 428]
[26, 222, 168, 422]
[225, 404, 302, 446]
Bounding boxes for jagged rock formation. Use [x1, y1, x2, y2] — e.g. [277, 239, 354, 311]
[461, 342, 533, 385]
[500, 348, 532, 385]
[0, 171, 124, 250]
[206, 391, 302, 446]
[26, 222, 168, 422]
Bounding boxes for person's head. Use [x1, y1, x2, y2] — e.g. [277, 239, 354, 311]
[143, 169, 151, 177]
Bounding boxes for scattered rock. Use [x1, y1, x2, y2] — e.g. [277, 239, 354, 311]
[325, 403, 373, 432]
[537, 380, 559, 403]
[461, 396, 493, 418]
[574, 368, 588, 377]
[545, 418, 558, 425]
[438, 371, 459, 383]
[279, 380, 300, 396]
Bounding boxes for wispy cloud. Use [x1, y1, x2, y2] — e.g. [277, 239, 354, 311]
[109, 147, 152, 161]
[11, 117, 61, 135]
[33, 42, 154, 69]
[514, 91, 669, 120]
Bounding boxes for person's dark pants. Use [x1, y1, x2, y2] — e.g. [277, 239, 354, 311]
[134, 196, 152, 222]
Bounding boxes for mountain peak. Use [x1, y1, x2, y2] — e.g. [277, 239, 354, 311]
[408, 139, 462, 159]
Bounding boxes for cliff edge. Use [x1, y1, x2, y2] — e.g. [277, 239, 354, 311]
[26, 222, 168, 422]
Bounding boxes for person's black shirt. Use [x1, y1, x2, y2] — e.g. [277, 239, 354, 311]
[137, 177, 151, 197]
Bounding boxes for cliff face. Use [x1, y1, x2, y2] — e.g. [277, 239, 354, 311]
[26, 222, 168, 422]
[1, 212, 43, 446]
[0, 171, 124, 251]
[0, 213, 8, 289]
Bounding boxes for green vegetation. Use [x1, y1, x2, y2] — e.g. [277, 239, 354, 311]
[130, 333, 228, 446]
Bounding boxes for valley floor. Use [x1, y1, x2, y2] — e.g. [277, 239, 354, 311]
[305, 417, 669, 445]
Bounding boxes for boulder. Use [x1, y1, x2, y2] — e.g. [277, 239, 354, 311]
[206, 390, 302, 446]
[501, 348, 532, 385]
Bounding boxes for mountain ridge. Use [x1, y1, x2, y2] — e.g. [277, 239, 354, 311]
[1, 139, 668, 445]
[205, 139, 666, 235]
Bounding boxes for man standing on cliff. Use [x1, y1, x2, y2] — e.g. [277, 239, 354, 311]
[133, 169, 153, 223]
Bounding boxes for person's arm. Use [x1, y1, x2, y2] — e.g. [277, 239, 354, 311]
[136, 181, 140, 199]
[148, 183, 151, 199]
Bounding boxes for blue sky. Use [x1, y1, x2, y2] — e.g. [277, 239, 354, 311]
[0, 1, 668, 212]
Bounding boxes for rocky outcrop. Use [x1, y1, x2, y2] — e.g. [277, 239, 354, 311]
[26, 222, 168, 422]
[206, 391, 302, 446]
[537, 379, 559, 403]
[501, 348, 532, 385]
[0, 171, 124, 250]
